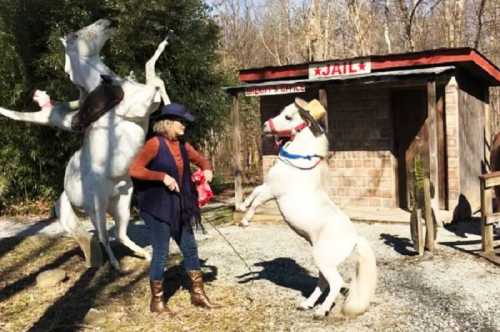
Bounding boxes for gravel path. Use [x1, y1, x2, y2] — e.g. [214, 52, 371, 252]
[1, 215, 499, 331]
[197, 221, 499, 332]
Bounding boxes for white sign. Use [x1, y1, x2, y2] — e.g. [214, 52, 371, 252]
[245, 84, 306, 97]
[309, 59, 371, 80]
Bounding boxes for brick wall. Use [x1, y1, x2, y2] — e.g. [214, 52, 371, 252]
[328, 151, 397, 208]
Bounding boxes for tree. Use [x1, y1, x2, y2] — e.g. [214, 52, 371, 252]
[0, 0, 227, 212]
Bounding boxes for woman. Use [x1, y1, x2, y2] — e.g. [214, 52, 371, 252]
[129, 103, 218, 314]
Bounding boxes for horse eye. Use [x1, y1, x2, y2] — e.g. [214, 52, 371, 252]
[285, 115, 292, 121]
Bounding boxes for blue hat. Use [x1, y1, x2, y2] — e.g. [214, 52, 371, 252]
[153, 103, 195, 122]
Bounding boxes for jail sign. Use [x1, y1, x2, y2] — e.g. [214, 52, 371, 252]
[309, 59, 371, 79]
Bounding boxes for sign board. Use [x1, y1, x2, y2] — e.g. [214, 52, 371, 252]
[245, 84, 306, 97]
[309, 59, 371, 80]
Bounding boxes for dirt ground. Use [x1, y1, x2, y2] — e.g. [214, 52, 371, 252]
[0, 212, 499, 332]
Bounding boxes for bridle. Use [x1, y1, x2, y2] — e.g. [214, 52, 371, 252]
[265, 115, 325, 170]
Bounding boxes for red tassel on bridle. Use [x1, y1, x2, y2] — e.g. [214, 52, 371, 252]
[266, 119, 308, 148]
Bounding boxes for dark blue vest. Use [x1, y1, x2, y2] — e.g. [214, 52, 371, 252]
[134, 136, 199, 233]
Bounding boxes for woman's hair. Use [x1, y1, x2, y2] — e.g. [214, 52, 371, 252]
[153, 119, 177, 139]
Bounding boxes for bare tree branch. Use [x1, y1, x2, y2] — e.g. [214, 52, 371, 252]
[474, 0, 488, 49]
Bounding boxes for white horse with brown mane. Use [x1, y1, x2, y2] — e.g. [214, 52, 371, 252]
[238, 98, 377, 318]
[0, 19, 171, 270]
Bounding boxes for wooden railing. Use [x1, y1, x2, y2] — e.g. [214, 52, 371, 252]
[479, 171, 499, 253]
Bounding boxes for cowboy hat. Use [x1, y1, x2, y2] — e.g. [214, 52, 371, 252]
[294, 98, 326, 121]
[152, 103, 195, 122]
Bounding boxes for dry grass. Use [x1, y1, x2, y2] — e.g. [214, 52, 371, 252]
[0, 235, 274, 332]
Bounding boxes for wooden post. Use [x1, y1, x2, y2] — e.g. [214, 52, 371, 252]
[481, 95, 494, 254]
[484, 94, 491, 171]
[319, 87, 329, 134]
[427, 80, 439, 211]
[410, 207, 425, 256]
[423, 177, 435, 252]
[480, 178, 494, 253]
[232, 92, 243, 209]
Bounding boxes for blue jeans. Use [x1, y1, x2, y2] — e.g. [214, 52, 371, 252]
[141, 211, 201, 281]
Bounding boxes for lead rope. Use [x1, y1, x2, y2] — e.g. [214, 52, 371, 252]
[203, 217, 256, 303]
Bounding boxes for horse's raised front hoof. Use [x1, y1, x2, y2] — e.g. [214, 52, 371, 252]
[239, 219, 249, 227]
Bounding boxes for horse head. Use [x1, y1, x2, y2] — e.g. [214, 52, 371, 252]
[263, 98, 325, 138]
[60, 19, 117, 92]
[60, 19, 116, 58]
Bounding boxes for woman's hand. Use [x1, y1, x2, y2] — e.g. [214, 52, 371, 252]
[162, 174, 179, 192]
[203, 170, 213, 182]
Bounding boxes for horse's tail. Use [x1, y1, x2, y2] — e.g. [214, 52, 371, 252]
[342, 236, 377, 317]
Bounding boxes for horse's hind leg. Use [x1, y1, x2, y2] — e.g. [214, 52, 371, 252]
[312, 244, 345, 319]
[55, 192, 103, 267]
[87, 190, 121, 270]
[108, 188, 151, 261]
[239, 184, 273, 226]
[297, 272, 328, 310]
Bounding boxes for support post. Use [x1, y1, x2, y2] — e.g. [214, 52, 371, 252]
[427, 79, 441, 226]
[427, 80, 440, 219]
[232, 92, 243, 209]
[424, 178, 435, 252]
[319, 87, 329, 134]
[480, 180, 494, 253]
[481, 93, 494, 254]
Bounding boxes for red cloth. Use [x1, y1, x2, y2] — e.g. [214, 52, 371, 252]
[192, 169, 214, 207]
[129, 136, 211, 187]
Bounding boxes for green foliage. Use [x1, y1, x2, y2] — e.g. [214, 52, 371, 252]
[0, 0, 228, 212]
[210, 173, 232, 195]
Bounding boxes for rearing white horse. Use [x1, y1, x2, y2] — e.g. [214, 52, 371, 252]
[0, 19, 171, 270]
[239, 98, 377, 318]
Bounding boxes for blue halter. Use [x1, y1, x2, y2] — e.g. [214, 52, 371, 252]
[279, 146, 322, 160]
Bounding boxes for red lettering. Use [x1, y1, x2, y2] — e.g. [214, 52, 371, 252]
[314, 67, 321, 76]
[320, 65, 330, 76]
[332, 64, 342, 75]
[349, 62, 357, 74]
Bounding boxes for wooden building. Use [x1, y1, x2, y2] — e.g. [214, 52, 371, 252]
[225, 48, 500, 221]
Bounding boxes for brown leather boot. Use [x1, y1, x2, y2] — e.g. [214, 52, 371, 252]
[149, 280, 174, 314]
[187, 270, 221, 309]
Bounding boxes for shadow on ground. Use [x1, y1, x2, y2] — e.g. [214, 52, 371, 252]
[443, 217, 482, 238]
[236, 257, 316, 297]
[379, 233, 418, 256]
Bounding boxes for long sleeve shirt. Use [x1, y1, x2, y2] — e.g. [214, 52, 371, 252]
[129, 136, 211, 184]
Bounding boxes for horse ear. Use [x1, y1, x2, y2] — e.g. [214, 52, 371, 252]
[298, 108, 323, 137]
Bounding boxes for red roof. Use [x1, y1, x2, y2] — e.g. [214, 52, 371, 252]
[239, 48, 500, 86]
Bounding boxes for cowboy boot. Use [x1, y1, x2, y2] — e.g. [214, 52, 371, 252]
[149, 280, 175, 314]
[187, 270, 221, 309]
